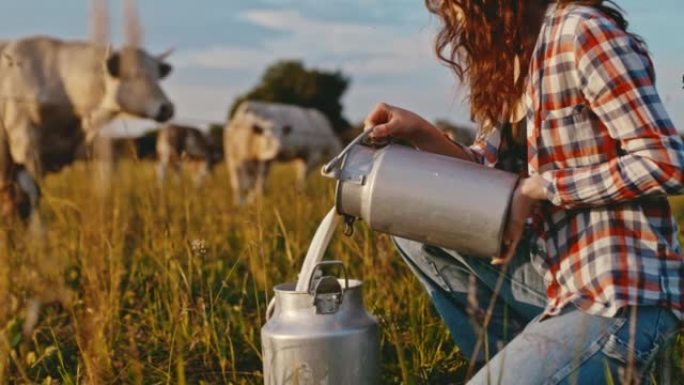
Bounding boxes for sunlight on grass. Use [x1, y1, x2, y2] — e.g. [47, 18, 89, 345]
[0, 160, 464, 384]
[0, 161, 681, 383]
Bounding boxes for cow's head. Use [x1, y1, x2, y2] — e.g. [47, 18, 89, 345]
[103, 47, 174, 122]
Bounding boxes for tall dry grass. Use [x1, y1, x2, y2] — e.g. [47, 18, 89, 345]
[0, 160, 465, 384]
[0, 160, 682, 383]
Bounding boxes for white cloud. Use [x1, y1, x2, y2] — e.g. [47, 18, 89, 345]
[174, 46, 272, 71]
[175, 9, 441, 77]
[170, 7, 470, 123]
[163, 83, 243, 124]
[240, 9, 306, 31]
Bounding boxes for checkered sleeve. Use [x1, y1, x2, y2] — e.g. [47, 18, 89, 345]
[541, 15, 684, 208]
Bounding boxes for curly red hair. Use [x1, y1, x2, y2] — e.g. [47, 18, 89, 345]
[425, 0, 630, 132]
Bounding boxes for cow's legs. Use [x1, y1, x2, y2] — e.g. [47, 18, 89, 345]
[156, 158, 168, 185]
[169, 151, 182, 185]
[260, 161, 273, 195]
[241, 160, 270, 205]
[253, 161, 271, 200]
[17, 166, 43, 238]
[227, 156, 245, 206]
[0, 121, 16, 218]
[192, 160, 210, 188]
[245, 162, 263, 204]
[228, 159, 271, 206]
[172, 163, 181, 185]
[16, 166, 40, 219]
[294, 159, 307, 192]
[240, 164, 253, 204]
[17, 125, 43, 180]
[295, 152, 322, 191]
[157, 137, 183, 187]
[156, 147, 173, 186]
[17, 125, 44, 235]
[0, 115, 41, 222]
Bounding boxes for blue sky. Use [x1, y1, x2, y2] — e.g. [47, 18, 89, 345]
[0, 0, 682, 131]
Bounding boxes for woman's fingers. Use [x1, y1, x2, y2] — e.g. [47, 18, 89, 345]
[363, 102, 433, 144]
[492, 225, 522, 265]
[491, 179, 539, 266]
[369, 124, 390, 137]
[364, 103, 392, 130]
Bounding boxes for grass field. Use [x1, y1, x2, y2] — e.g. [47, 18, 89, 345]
[0, 160, 682, 384]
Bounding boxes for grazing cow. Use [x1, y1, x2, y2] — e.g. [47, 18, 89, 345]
[0, 35, 174, 220]
[156, 124, 218, 186]
[224, 101, 342, 205]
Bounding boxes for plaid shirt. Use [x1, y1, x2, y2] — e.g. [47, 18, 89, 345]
[462, 4, 684, 319]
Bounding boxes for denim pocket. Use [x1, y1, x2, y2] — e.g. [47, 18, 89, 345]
[599, 307, 678, 383]
[540, 307, 678, 385]
[545, 315, 627, 385]
[601, 332, 658, 367]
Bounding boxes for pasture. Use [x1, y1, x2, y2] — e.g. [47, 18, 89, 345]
[0, 160, 682, 384]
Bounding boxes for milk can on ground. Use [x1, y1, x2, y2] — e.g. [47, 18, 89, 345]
[261, 261, 380, 385]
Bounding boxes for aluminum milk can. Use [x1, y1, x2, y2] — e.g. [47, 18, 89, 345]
[261, 261, 380, 385]
[322, 130, 519, 257]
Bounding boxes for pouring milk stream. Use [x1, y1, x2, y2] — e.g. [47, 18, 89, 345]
[294, 207, 341, 292]
[261, 207, 379, 385]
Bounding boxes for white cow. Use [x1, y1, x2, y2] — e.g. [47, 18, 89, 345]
[0, 35, 174, 220]
[156, 124, 218, 187]
[224, 101, 342, 205]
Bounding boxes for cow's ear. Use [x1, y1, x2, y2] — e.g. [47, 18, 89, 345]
[252, 124, 264, 135]
[159, 62, 173, 79]
[283, 125, 292, 136]
[106, 53, 121, 78]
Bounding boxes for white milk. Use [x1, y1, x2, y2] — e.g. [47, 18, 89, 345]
[295, 207, 340, 292]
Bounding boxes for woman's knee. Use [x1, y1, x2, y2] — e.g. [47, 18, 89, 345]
[555, 307, 679, 385]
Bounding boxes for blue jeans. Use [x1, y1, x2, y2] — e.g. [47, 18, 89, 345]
[393, 237, 680, 384]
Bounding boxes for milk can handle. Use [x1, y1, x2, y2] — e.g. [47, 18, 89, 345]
[306, 260, 349, 294]
[321, 129, 373, 177]
[266, 297, 276, 321]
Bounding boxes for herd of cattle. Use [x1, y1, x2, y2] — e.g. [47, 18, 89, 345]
[0, 35, 345, 222]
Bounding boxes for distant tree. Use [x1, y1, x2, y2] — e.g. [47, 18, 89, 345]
[229, 60, 351, 133]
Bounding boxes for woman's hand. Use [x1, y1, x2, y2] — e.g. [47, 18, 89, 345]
[492, 174, 546, 265]
[363, 102, 477, 161]
[363, 103, 440, 149]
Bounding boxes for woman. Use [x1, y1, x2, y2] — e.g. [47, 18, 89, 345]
[364, 0, 683, 383]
